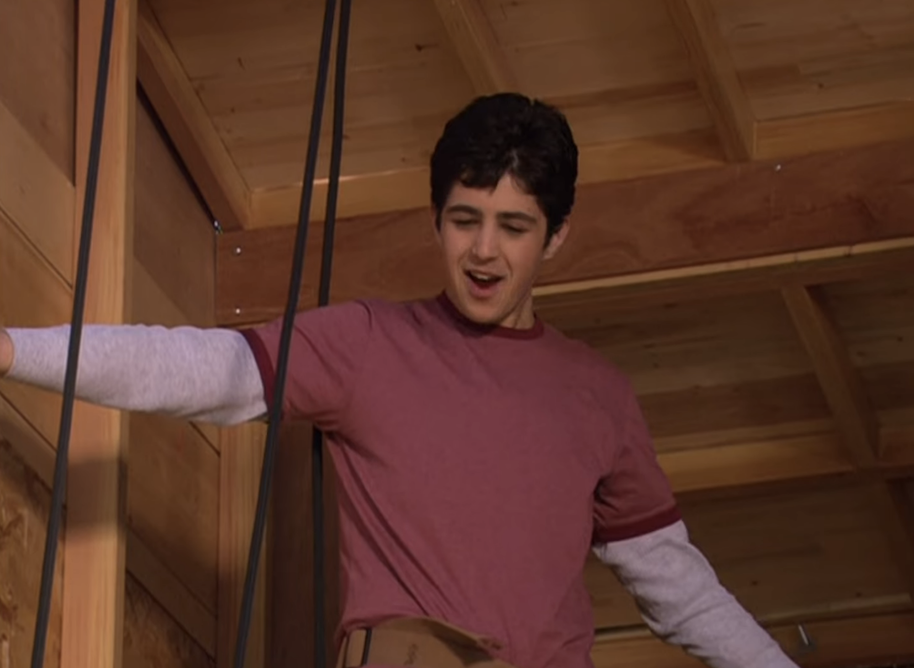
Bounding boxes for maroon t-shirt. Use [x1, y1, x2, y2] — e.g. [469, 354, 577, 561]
[241, 293, 680, 668]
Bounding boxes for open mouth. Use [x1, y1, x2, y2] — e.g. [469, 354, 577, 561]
[465, 270, 504, 289]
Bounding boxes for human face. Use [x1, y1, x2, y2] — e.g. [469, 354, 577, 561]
[434, 173, 569, 329]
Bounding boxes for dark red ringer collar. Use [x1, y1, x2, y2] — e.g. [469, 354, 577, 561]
[435, 291, 544, 340]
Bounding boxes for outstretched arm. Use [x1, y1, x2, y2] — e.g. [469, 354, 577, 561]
[0, 324, 267, 425]
[593, 520, 798, 668]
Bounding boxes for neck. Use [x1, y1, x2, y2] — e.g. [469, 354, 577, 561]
[437, 290, 544, 340]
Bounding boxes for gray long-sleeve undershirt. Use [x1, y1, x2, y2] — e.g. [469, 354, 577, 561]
[4, 324, 267, 425]
[1, 324, 797, 667]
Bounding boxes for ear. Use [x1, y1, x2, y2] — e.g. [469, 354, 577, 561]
[431, 207, 443, 246]
[542, 220, 570, 260]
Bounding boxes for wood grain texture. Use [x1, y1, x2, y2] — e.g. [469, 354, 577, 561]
[217, 422, 268, 668]
[0, 0, 75, 181]
[216, 138, 914, 325]
[432, 0, 516, 95]
[61, 1, 136, 666]
[0, 99, 75, 283]
[137, 0, 249, 231]
[664, 0, 757, 160]
[591, 612, 914, 667]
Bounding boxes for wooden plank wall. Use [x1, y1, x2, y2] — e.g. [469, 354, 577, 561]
[0, 0, 219, 665]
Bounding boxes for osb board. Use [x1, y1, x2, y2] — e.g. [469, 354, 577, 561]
[585, 481, 912, 630]
[0, 440, 63, 668]
[0, 0, 75, 181]
[124, 574, 214, 668]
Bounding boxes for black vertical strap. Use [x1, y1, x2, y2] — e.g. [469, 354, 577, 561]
[231, 0, 350, 665]
[313, 2, 352, 667]
[30, 1, 119, 667]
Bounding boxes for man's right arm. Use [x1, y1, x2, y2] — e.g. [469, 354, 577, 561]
[0, 324, 267, 425]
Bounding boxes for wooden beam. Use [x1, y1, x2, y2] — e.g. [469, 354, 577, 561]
[664, 0, 756, 161]
[61, 1, 136, 667]
[218, 422, 268, 668]
[781, 285, 881, 466]
[249, 129, 721, 228]
[248, 98, 914, 229]
[432, 0, 516, 96]
[270, 422, 341, 667]
[871, 480, 914, 601]
[136, 0, 249, 230]
[217, 138, 914, 326]
[591, 612, 914, 667]
[781, 285, 914, 601]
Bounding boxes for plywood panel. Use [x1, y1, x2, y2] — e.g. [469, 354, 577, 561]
[554, 290, 832, 445]
[822, 274, 914, 427]
[0, 99, 75, 282]
[0, 441, 64, 668]
[150, 0, 476, 189]
[135, 99, 216, 327]
[128, 94, 222, 615]
[586, 482, 912, 629]
[0, 210, 71, 449]
[128, 412, 219, 614]
[0, 0, 75, 180]
[123, 574, 214, 668]
[715, 0, 914, 119]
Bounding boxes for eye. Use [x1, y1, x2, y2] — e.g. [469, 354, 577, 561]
[503, 224, 527, 235]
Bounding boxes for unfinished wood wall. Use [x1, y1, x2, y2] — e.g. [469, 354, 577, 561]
[0, 0, 219, 666]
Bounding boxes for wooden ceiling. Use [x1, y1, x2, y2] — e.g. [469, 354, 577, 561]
[135, 0, 914, 662]
[140, 0, 914, 230]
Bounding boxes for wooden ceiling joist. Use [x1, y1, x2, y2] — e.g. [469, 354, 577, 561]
[136, 0, 249, 230]
[216, 138, 914, 325]
[781, 285, 882, 466]
[432, 0, 516, 96]
[781, 285, 914, 601]
[664, 0, 757, 161]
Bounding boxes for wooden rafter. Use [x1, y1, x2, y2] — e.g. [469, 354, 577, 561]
[432, 0, 516, 96]
[62, 1, 136, 667]
[781, 285, 914, 600]
[781, 285, 881, 466]
[664, 0, 757, 161]
[136, 0, 249, 230]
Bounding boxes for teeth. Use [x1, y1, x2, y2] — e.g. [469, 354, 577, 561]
[467, 270, 500, 281]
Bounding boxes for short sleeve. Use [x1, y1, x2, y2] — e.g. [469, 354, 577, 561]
[239, 300, 373, 431]
[592, 381, 681, 544]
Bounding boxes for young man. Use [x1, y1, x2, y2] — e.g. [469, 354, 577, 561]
[0, 93, 797, 668]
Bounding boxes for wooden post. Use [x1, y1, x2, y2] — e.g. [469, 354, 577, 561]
[59, 1, 136, 667]
[218, 421, 269, 668]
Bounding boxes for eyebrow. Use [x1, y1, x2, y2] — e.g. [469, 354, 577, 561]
[444, 204, 538, 224]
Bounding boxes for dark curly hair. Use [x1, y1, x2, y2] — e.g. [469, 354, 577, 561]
[429, 93, 578, 242]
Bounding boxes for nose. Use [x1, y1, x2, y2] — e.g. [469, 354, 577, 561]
[471, 222, 498, 260]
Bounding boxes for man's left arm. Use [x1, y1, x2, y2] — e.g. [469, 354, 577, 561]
[592, 520, 798, 668]
[592, 376, 798, 667]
